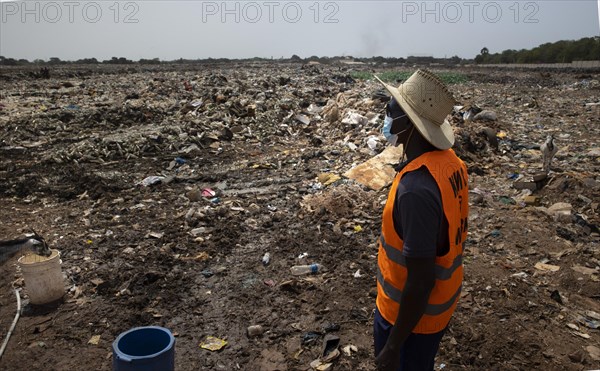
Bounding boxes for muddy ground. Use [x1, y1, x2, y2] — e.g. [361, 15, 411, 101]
[0, 63, 598, 370]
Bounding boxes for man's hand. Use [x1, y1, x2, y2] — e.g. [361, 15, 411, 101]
[376, 343, 401, 371]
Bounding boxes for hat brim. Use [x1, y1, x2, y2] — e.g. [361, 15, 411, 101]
[375, 75, 454, 150]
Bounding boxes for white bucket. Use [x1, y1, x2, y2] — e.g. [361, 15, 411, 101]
[18, 249, 65, 305]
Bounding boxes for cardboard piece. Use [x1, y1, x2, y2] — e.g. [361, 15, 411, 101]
[343, 145, 403, 190]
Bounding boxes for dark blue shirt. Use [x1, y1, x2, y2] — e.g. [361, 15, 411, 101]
[392, 166, 450, 258]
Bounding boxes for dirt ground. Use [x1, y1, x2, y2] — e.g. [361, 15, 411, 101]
[0, 63, 599, 370]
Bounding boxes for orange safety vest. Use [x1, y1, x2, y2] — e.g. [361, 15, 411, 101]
[376, 149, 469, 334]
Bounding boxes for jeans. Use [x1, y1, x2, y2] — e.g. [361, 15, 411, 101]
[374, 308, 446, 371]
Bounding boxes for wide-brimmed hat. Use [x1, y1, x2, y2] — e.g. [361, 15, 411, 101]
[375, 69, 455, 150]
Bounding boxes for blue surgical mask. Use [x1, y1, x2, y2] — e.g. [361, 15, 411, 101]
[383, 115, 412, 147]
[383, 115, 398, 145]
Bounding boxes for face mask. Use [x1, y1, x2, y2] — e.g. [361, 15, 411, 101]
[383, 115, 398, 145]
[383, 115, 410, 146]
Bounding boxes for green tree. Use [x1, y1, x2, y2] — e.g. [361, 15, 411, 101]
[500, 50, 516, 63]
[139, 58, 160, 64]
[1, 58, 18, 66]
[480, 37, 600, 64]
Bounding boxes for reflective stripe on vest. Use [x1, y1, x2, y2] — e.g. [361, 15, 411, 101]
[376, 267, 462, 316]
[379, 235, 463, 280]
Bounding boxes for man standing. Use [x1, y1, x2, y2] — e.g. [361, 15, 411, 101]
[373, 70, 469, 371]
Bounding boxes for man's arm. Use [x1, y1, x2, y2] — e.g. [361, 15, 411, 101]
[376, 256, 436, 370]
[387, 256, 436, 346]
[376, 174, 442, 370]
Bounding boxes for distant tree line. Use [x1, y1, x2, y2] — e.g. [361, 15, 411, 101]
[0, 55, 465, 67]
[2, 36, 596, 67]
[475, 37, 600, 64]
[0, 56, 129, 66]
[0, 55, 253, 66]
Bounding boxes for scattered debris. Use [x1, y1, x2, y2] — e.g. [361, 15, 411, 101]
[343, 145, 404, 190]
[88, 335, 101, 345]
[0, 65, 598, 371]
[262, 253, 271, 266]
[342, 344, 358, 356]
[473, 110, 497, 122]
[247, 325, 264, 337]
[138, 176, 165, 187]
[586, 345, 600, 361]
[534, 262, 560, 272]
[571, 265, 599, 278]
[540, 135, 558, 173]
[309, 359, 333, 371]
[199, 336, 227, 351]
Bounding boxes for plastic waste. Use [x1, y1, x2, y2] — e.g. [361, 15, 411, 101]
[302, 332, 320, 345]
[262, 253, 270, 265]
[474, 110, 497, 122]
[321, 334, 340, 360]
[199, 336, 227, 351]
[290, 263, 324, 275]
[138, 176, 165, 187]
[366, 136, 379, 151]
[294, 114, 310, 125]
[341, 110, 367, 126]
[342, 345, 358, 356]
[168, 157, 187, 171]
[201, 188, 216, 197]
[463, 110, 474, 122]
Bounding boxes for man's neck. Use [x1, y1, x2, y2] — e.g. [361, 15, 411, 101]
[405, 132, 439, 162]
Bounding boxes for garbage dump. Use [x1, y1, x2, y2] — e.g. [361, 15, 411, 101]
[0, 63, 598, 370]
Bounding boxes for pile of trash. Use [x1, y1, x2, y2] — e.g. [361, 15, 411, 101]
[0, 64, 598, 370]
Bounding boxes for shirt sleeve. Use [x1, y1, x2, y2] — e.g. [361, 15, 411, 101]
[394, 170, 443, 258]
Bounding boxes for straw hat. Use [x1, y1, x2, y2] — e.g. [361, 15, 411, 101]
[375, 70, 456, 150]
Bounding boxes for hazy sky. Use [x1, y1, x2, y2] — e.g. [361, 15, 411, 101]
[1, 0, 599, 60]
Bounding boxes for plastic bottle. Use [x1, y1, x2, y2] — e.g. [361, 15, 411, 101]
[290, 263, 324, 275]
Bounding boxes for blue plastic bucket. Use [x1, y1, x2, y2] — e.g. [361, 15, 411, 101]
[112, 326, 175, 371]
